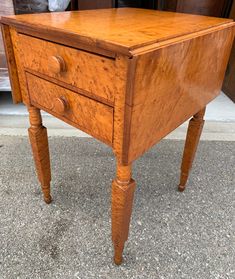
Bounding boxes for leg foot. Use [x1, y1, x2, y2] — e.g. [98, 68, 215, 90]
[178, 108, 206, 191]
[42, 185, 52, 204]
[28, 106, 52, 203]
[112, 164, 136, 265]
[113, 244, 124, 265]
[178, 173, 188, 192]
[178, 184, 186, 192]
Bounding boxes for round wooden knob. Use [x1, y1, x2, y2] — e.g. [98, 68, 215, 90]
[52, 97, 69, 114]
[49, 55, 66, 74]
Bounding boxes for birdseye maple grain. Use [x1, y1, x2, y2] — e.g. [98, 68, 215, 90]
[1, 8, 234, 265]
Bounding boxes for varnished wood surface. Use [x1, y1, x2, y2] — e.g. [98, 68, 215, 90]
[125, 26, 234, 164]
[28, 106, 52, 204]
[18, 34, 116, 103]
[9, 26, 29, 104]
[112, 163, 136, 265]
[0, 8, 233, 55]
[1, 8, 235, 265]
[178, 108, 206, 192]
[1, 24, 21, 103]
[26, 73, 113, 145]
[112, 55, 131, 164]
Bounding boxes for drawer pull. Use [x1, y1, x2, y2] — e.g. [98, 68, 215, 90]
[52, 97, 69, 114]
[49, 55, 66, 74]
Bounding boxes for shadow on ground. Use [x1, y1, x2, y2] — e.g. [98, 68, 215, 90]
[0, 136, 234, 279]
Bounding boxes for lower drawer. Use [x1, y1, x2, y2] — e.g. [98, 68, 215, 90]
[26, 73, 113, 145]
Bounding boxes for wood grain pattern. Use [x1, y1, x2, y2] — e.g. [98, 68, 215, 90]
[1, 24, 22, 103]
[112, 163, 136, 265]
[112, 55, 133, 164]
[1, 9, 233, 56]
[18, 34, 116, 103]
[26, 73, 113, 145]
[178, 108, 206, 192]
[28, 106, 52, 204]
[9, 26, 30, 104]
[1, 8, 235, 265]
[125, 26, 234, 164]
[48, 55, 66, 75]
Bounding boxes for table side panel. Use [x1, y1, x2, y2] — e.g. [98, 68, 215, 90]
[127, 26, 234, 163]
[1, 24, 22, 103]
[9, 27, 30, 104]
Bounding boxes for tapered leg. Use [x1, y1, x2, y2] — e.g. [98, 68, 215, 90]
[111, 163, 136, 265]
[178, 108, 206, 192]
[28, 106, 52, 203]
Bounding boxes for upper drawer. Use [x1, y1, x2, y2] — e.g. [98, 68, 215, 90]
[18, 34, 116, 104]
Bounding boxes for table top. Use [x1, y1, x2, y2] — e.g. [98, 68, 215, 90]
[1, 8, 233, 55]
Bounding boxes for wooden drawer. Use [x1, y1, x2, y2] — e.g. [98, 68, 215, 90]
[26, 73, 113, 144]
[19, 34, 115, 104]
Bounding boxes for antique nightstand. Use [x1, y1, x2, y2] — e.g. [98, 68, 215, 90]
[1, 8, 234, 265]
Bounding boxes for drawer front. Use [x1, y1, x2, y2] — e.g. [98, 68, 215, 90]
[26, 73, 113, 144]
[19, 34, 115, 104]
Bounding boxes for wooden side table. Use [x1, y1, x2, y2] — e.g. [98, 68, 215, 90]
[1, 8, 234, 265]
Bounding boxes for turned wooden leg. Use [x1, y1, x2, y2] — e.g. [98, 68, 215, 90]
[178, 108, 206, 192]
[28, 106, 52, 203]
[111, 163, 136, 265]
